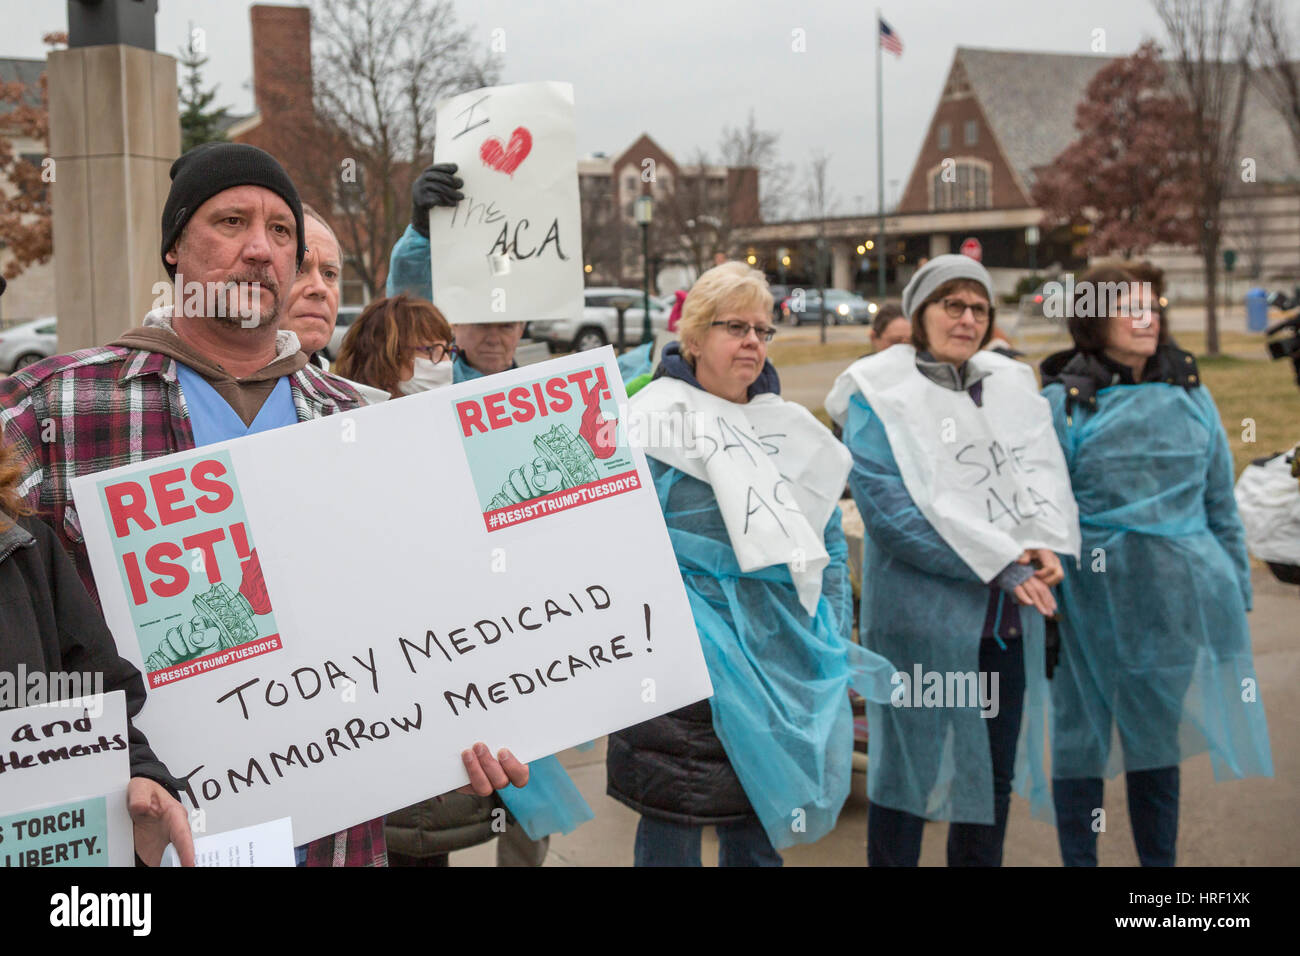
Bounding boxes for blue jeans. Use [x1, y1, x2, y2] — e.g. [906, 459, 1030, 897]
[1053, 767, 1179, 866]
[868, 636, 1026, 867]
[634, 815, 782, 867]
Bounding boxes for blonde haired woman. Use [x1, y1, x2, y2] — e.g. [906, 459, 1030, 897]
[610, 261, 894, 866]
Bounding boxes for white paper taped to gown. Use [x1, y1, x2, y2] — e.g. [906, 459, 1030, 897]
[826, 345, 1080, 581]
[630, 377, 851, 615]
[1234, 446, 1300, 565]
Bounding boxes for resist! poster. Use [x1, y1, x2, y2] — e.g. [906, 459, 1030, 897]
[456, 361, 639, 531]
[96, 449, 281, 689]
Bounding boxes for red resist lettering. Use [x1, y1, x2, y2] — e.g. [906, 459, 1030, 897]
[457, 374, 592, 437]
[103, 459, 234, 538]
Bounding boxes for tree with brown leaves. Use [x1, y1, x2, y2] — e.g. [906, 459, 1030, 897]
[0, 33, 65, 282]
[1033, 41, 1200, 260]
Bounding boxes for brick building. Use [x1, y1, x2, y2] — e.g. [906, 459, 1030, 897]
[737, 46, 1300, 302]
[579, 133, 759, 287]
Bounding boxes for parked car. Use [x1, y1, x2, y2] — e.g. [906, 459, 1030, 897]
[324, 305, 364, 360]
[530, 287, 670, 352]
[0, 316, 57, 373]
[781, 289, 875, 326]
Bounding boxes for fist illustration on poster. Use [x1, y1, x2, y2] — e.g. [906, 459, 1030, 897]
[145, 617, 223, 672]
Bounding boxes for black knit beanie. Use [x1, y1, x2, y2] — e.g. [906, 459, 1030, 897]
[160, 142, 305, 277]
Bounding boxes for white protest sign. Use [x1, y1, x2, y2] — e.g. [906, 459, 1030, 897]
[70, 348, 711, 846]
[162, 816, 294, 867]
[826, 345, 1080, 581]
[629, 378, 851, 615]
[0, 692, 134, 867]
[430, 81, 583, 325]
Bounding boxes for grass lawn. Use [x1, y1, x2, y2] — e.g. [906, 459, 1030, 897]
[792, 336, 1300, 475]
[1198, 355, 1299, 475]
[766, 339, 869, 367]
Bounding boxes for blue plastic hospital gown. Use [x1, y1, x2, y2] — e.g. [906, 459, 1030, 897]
[649, 457, 896, 850]
[844, 393, 1054, 824]
[1043, 382, 1273, 782]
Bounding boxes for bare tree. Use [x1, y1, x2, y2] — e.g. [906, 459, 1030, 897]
[654, 147, 734, 279]
[719, 110, 794, 222]
[579, 176, 637, 285]
[1225, 190, 1269, 279]
[1251, 0, 1300, 162]
[1154, 0, 1257, 356]
[301, 0, 500, 296]
[647, 113, 785, 281]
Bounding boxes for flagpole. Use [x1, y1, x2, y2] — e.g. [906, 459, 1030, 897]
[876, 10, 886, 300]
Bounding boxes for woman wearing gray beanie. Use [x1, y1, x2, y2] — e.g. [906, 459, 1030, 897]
[825, 254, 1080, 866]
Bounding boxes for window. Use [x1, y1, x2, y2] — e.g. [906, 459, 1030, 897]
[930, 160, 991, 211]
[624, 175, 637, 194]
[937, 124, 950, 151]
[964, 120, 978, 146]
[20, 152, 48, 203]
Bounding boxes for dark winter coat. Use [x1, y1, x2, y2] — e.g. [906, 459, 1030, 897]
[604, 341, 779, 825]
[0, 514, 179, 792]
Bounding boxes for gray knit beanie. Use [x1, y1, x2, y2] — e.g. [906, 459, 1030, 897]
[901, 254, 996, 321]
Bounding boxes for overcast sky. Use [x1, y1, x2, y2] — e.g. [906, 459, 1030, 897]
[2, 0, 1173, 215]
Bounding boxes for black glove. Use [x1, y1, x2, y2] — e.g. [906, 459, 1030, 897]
[410, 162, 464, 237]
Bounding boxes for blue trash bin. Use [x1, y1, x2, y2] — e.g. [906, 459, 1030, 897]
[1246, 287, 1269, 332]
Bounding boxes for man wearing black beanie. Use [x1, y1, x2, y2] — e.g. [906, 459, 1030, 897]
[0, 141, 531, 868]
[160, 141, 306, 280]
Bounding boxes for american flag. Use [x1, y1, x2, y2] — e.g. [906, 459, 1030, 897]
[880, 18, 903, 56]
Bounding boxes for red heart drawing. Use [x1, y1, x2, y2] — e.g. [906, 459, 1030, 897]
[480, 127, 532, 175]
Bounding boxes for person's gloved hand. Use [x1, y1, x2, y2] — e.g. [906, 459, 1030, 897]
[411, 163, 464, 237]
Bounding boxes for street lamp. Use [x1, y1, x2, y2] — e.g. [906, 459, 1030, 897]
[1025, 224, 1040, 275]
[777, 247, 789, 284]
[634, 194, 654, 346]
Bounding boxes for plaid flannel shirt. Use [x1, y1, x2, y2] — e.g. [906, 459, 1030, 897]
[0, 340, 388, 867]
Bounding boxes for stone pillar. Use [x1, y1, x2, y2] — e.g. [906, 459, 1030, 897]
[929, 233, 951, 258]
[47, 45, 179, 351]
[831, 242, 852, 291]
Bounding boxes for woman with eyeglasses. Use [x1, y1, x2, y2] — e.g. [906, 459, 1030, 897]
[609, 261, 895, 866]
[826, 254, 1079, 866]
[1039, 264, 1272, 866]
[332, 294, 457, 399]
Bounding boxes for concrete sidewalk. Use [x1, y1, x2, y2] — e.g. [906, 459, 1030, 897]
[448, 567, 1297, 867]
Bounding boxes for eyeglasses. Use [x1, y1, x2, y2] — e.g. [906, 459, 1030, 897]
[937, 297, 990, 322]
[711, 319, 776, 343]
[413, 343, 457, 363]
